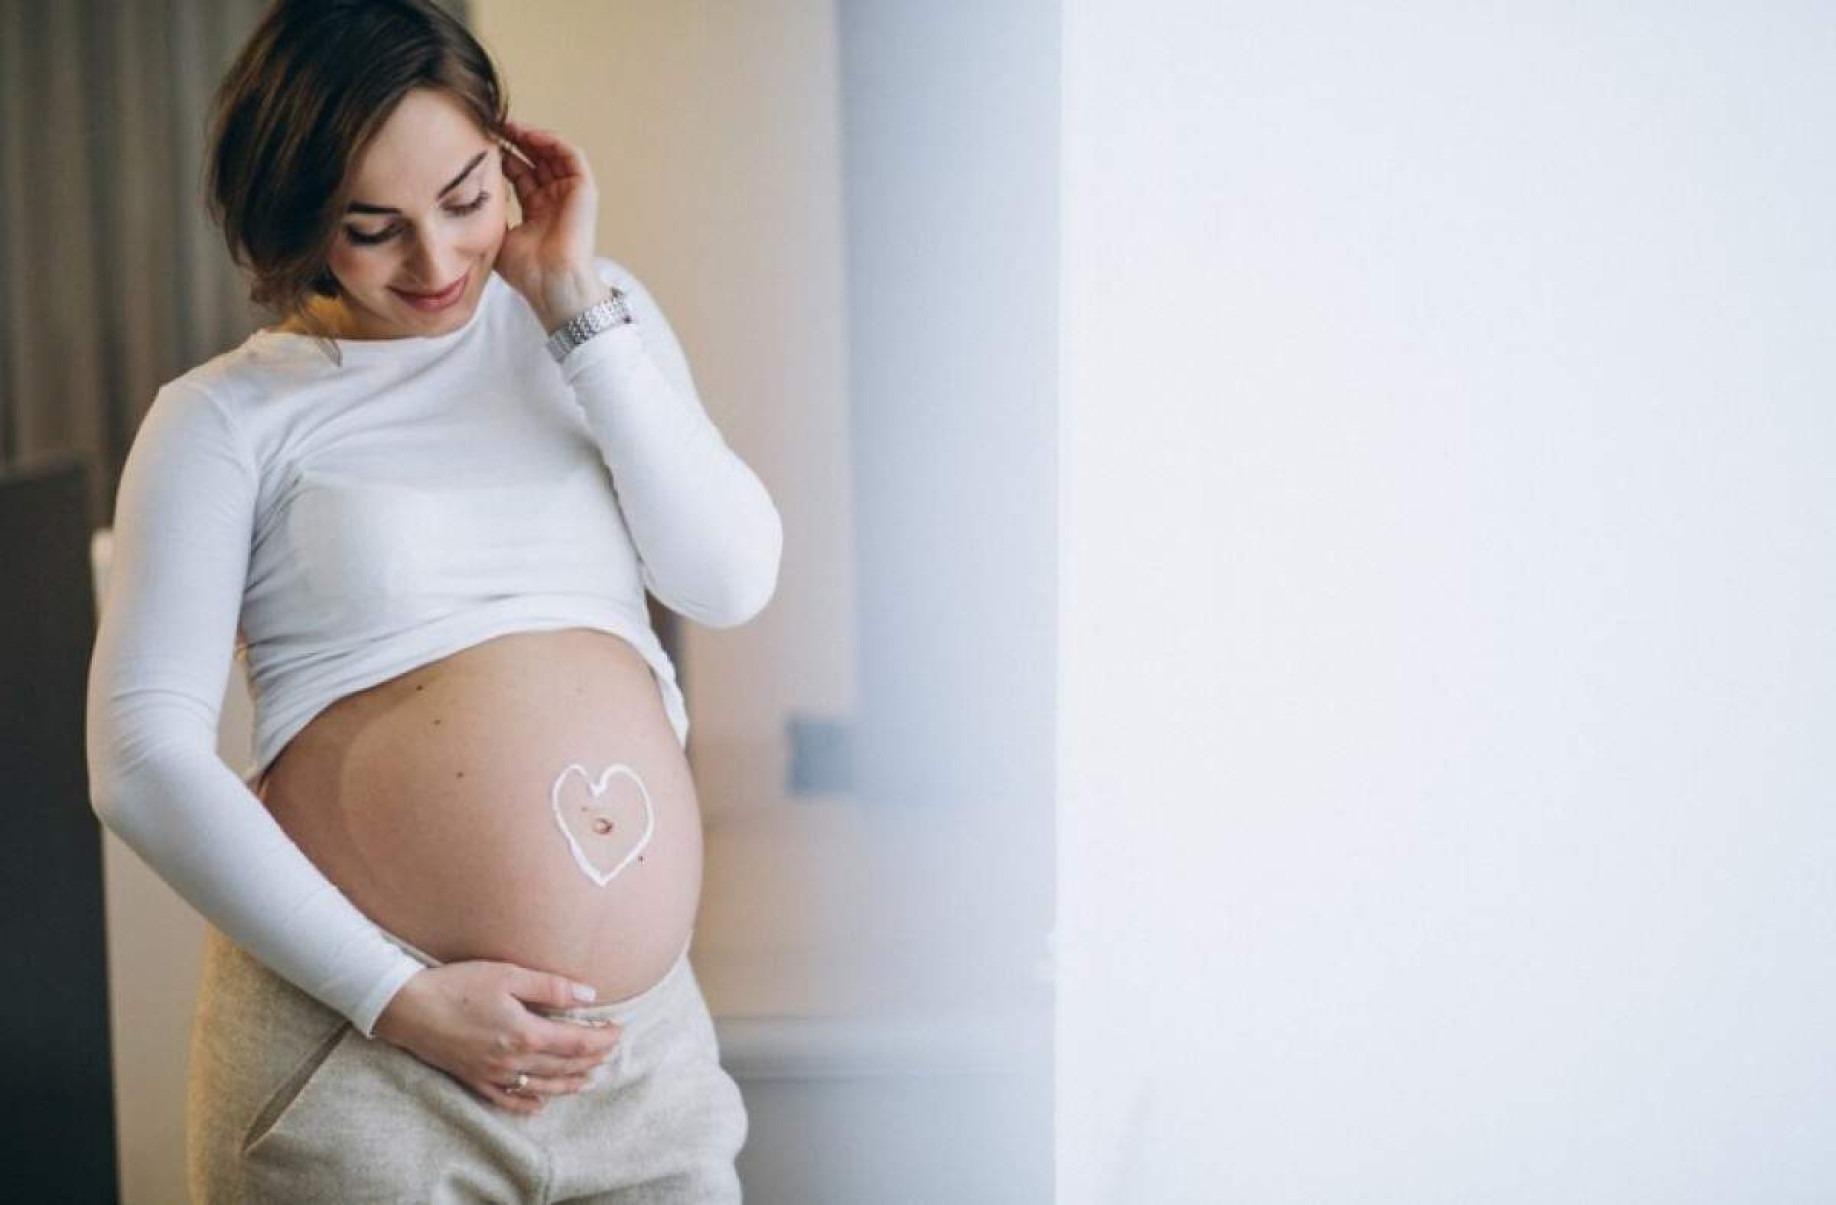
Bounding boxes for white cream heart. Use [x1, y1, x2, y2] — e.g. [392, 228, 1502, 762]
[549, 762, 656, 887]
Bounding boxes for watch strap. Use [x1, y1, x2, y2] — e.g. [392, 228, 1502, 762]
[546, 288, 634, 363]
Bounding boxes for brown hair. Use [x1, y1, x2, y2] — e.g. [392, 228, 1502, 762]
[205, 0, 507, 352]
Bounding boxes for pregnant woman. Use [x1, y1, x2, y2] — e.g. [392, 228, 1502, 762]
[84, 0, 779, 1200]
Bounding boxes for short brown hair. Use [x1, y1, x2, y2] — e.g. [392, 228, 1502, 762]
[205, 0, 506, 341]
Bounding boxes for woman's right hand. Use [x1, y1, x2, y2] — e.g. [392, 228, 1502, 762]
[371, 962, 622, 1115]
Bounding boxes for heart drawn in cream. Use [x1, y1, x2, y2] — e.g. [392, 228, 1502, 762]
[549, 762, 656, 887]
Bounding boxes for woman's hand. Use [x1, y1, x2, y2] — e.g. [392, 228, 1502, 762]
[495, 119, 612, 332]
[372, 962, 623, 1115]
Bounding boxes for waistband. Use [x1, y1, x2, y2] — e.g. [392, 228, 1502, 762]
[377, 926, 695, 1031]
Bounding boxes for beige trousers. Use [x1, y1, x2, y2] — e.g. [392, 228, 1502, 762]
[185, 923, 747, 1203]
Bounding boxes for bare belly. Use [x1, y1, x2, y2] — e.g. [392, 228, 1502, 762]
[256, 627, 702, 1004]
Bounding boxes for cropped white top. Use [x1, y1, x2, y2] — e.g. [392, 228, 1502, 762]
[85, 257, 782, 1037]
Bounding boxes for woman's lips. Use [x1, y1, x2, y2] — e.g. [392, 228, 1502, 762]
[392, 270, 469, 312]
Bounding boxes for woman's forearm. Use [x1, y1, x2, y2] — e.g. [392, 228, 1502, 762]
[557, 263, 783, 628]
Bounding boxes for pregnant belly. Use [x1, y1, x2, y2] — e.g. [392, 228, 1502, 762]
[256, 627, 703, 1004]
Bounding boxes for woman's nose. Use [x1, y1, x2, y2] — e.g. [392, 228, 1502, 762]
[405, 234, 460, 287]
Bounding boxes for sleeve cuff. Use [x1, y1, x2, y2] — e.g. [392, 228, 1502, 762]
[556, 318, 649, 381]
[349, 950, 429, 1040]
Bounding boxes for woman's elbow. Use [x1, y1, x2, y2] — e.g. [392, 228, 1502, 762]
[85, 729, 153, 845]
[84, 710, 200, 850]
[669, 507, 782, 629]
[85, 718, 131, 833]
[725, 547, 782, 629]
[743, 503, 786, 620]
[84, 757, 142, 849]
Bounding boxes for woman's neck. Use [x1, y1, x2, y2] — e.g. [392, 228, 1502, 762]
[274, 295, 358, 338]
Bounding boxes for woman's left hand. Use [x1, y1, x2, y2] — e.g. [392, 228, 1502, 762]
[495, 119, 610, 330]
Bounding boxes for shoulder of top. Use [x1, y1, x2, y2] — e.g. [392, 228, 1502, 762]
[189, 333, 270, 380]
[151, 339, 283, 426]
[132, 373, 250, 466]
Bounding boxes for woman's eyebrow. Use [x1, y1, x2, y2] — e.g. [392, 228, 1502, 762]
[346, 150, 488, 215]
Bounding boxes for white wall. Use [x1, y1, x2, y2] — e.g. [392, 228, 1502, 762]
[1060, 2, 1836, 1200]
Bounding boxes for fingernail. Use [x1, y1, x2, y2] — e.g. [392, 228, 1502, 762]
[573, 983, 598, 1002]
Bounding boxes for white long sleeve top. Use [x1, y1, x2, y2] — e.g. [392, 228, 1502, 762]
[85, 257, 781, 1037]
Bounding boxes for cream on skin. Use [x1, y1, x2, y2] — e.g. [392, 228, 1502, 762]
[549, 761, 657, 887]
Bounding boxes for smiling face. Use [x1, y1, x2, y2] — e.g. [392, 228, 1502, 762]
[317, 87, 508, 340]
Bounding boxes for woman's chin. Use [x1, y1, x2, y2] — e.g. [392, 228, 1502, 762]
[388, 297, 477, 337]
[409, 304, 472, 333]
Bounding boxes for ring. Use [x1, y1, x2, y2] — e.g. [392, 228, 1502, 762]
[507, 1071, 530, 1094]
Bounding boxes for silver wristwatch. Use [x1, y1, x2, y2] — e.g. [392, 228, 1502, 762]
[546, 288, 634, 363]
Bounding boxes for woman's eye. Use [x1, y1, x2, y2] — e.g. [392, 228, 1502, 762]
[344, 193, 490, 247]
[346, 225, 398, 246]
